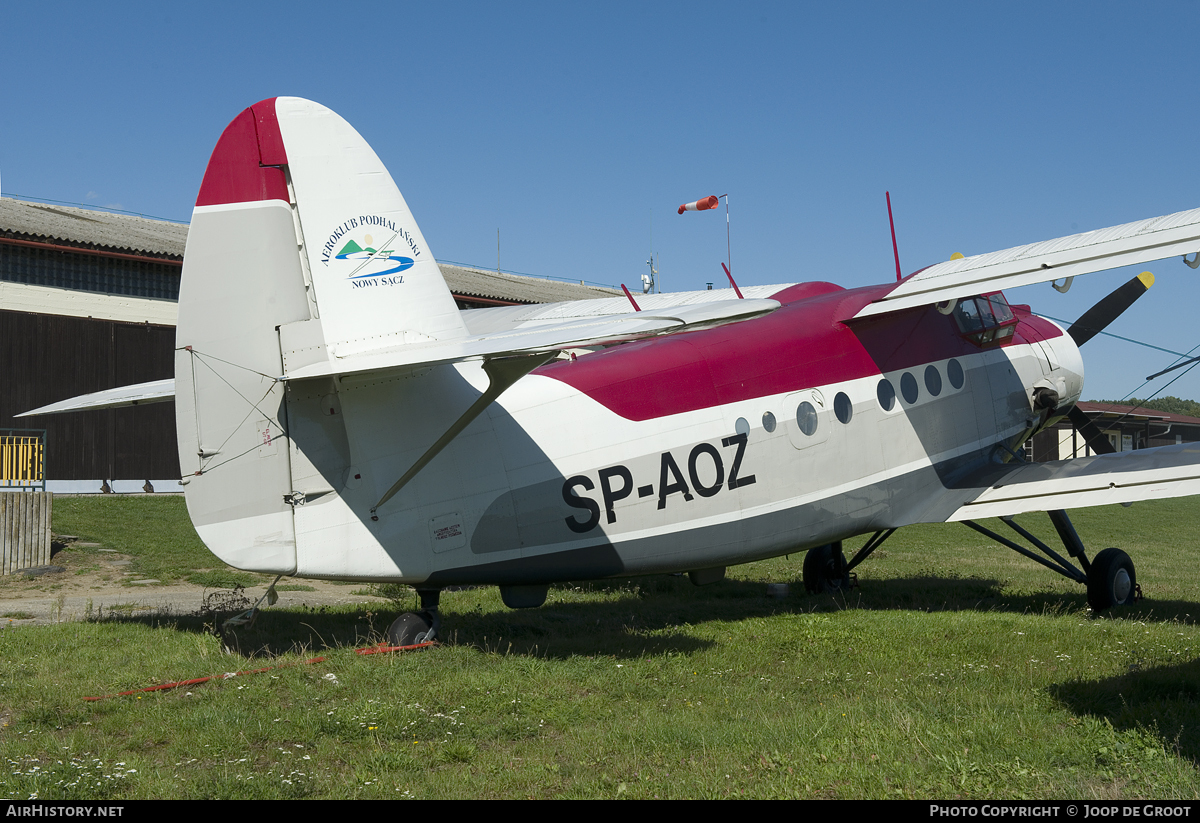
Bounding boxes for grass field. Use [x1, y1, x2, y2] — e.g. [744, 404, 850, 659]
[2, 496, 1199, 799]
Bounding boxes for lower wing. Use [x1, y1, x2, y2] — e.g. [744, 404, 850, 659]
[947, 443, 1200, 521]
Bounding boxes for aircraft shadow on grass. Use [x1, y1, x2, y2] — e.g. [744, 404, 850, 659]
[92, 572, 1200, 659]
[88, 573, 1200, 762]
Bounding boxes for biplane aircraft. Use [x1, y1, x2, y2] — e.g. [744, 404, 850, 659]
[25, 98, 1200, 645]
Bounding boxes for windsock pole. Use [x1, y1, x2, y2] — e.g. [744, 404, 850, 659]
[721, 193, 731, 289]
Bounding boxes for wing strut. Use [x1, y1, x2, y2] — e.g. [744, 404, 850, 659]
[721, 262, 745, 299]
[369, 351, 558, 520]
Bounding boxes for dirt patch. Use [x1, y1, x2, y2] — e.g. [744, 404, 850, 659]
[0, 541, 387, 627]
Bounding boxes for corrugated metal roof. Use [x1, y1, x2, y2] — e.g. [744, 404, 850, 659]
[0, 197, 188, 258]
[439, 263, 618, 304]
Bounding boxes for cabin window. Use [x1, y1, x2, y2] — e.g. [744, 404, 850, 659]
[925, 365, 942, 397]
[952, 293, 1017, 347]
[947, 358, 965, 389]
[762, 411, 777, 433]
[877, 379, 896, 411]
[900, 372, 919, 404]
[834, 392, 853, 424]
[796, 402, 818, 436]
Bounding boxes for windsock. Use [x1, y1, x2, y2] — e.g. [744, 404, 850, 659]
[678, 195, 719, 215]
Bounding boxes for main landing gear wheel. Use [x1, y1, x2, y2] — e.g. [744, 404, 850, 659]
[803, 542, 850, 594]
[1087, 548, 1137, 612]
[388, 611, 436, 646]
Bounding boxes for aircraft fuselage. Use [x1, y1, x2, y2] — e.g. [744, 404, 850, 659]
[266, 279, 1083, 587]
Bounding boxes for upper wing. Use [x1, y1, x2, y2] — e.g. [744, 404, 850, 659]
[459, 284, 793, 336]
[946, 443, 1200, 521]
[282, 296, 780, 381]
[854, 206, 1200, 318]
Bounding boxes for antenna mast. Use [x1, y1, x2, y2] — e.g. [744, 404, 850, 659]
[886, 191, 902, 282]
[642, 207, 658, 294]
[643, 253, 658, 294]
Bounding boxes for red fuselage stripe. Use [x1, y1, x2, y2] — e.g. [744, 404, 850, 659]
[536, 282, 1063, 422]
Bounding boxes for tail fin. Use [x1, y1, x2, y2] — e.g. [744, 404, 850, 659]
[176, 97, 464, 573]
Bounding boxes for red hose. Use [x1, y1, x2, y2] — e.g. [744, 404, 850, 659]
[83, 641, 434, 701]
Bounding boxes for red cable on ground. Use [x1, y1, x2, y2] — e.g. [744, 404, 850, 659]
[356, 641, 434, 656]
[83, 641, 434, 701]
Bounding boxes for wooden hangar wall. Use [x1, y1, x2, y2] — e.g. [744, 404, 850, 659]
[0, 311, 177, 482]
[0, 235, 181, 485]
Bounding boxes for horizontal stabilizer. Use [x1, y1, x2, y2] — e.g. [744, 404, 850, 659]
[948, 443, 1200, 521]
[856, 205, 1200, 318]
[284, 298, 779, 381]
[18, 379, 175, 417]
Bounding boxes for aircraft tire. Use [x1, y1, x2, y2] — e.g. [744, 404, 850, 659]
[1087, 548, 1136, 612]
[388, 611, 435, 646]
[803, 543, 850, 594]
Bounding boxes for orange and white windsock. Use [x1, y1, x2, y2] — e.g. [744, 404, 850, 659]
[678, 195, 719, 215]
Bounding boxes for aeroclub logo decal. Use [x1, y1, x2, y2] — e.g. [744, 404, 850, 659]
[319, 215, 421, 289]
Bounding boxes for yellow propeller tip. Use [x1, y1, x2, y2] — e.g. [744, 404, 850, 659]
[950, 252, 965, 260]
[1138, 271, 1155, 288]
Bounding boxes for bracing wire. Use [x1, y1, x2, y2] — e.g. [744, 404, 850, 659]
[181, 347, 288, 475]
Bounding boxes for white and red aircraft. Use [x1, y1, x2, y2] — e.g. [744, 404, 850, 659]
[27, 98, 1200, 645]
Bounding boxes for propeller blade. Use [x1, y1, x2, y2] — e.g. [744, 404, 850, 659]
[1067, 271, 1154, 347]
[1067, 404, 1117, 455]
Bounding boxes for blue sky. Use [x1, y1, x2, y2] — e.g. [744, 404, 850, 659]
[4, 1, 1200, 402]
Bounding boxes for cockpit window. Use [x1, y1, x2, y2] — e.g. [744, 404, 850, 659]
[952, 293, 1017, 347]
[958, 299, 983, 331]
[987, 294, 1014, 324]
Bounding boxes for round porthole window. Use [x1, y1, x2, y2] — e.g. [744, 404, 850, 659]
[925, 364, 942, 397]
[796, 402, 818, 436]
[877, 379, 896, 412]
[762, 411, 776, 433]
[735, 417, 750, 436]
[834, 392, 853, 424]
[947, 358, 964, 389]
[900, 372, 919, 404]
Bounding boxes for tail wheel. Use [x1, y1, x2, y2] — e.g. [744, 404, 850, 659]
[1087, 548, 1137, 612]
[388, 611, 436, 646]
[803, 542, 850, 594]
